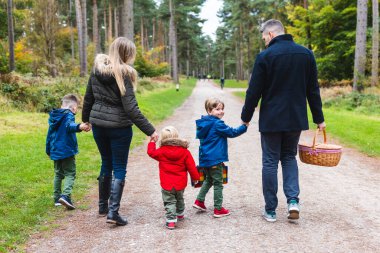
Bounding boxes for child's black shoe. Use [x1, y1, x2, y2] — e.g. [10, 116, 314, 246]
[58, 195, 75, 210]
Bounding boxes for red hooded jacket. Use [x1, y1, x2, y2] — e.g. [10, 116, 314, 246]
[147, 138, 200, 191]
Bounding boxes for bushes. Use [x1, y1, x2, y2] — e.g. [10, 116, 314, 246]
[318, 79, 353, 88]
[0, 73, 173, 112]
[323, 91, 380, 115]
[136, 77, 171, 94]
[0, 73, 81, 112]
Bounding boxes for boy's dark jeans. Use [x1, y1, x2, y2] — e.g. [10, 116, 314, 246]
[261, 131, 301, 212]
[92, 126, 133, 180]
[54, 156, 76, 201]
[196, 163, 224, 210]
[161, 188, 185, 222]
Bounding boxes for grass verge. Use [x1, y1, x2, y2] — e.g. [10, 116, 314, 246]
[231, 91, 380, 157]
[0, 78, 196, 252]
[224, 79, 248, 88]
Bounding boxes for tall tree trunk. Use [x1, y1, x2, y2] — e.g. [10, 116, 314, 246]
[235, 39, 239, 81]
[239, 24, 244, 80]
[92, 0, 100, 54]
[75, 0, 85, 76]
[169, 0, 179, 85]
[371, 0, 379, 87]
[70, 0, 75, 59]
[108, 2, 112, 44]
[7, 0, 15, 72]
[140, 16, 144, 51]
[221, 58, 225, 78]
[114, 7, 119, 38]
[80, 0, 87, 75]
[38, 0, 59, 77]
[122, 0, 134, 41]
[144, 26, 149, 50]
[304, 0, 312, 50]
[186, 40, 190, 79]
[103, 9, 107, 46]
[152, 17, 156, 49]
[353, 0, 368, 91]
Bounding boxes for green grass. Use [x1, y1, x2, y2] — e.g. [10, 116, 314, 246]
[0, 78, 196, 252]
[314, 108, 380, 157]
[233, 91, 246, 99]
[224, 79, 248, 88]
[232, 91, 380, 157]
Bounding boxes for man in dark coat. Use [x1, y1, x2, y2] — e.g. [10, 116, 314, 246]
[241, 19, 326, 222]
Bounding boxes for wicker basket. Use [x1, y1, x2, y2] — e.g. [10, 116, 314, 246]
[298, 129, 342, 167]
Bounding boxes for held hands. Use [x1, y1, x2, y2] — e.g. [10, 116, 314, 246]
[242, 121, 250, 127]
[317, 122, 326, 130]
[80, 122, 92, 132]
[150, 131, 159, 142]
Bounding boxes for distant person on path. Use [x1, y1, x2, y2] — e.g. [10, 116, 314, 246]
[220, 77, 225, 90]
[147, 126, 200, 230]
[82, 37, 158, 226]
[241, 19, 326, 222]
[193, 98, 248, 218]
[46, 94, 91, 210]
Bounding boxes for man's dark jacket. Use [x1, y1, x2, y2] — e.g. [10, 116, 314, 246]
[82, 54, 155, 136]
[241, 34, 324, 132]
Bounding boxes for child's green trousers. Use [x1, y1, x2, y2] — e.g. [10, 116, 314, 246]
[196, 163, 224, 210]
[161, 188, 185, 222]
[53, 156, 76, 201]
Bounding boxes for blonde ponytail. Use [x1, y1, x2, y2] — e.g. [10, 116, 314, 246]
[108, 37, 138, 96]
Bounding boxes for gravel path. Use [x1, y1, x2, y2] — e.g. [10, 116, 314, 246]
[26, 81, 380, 252]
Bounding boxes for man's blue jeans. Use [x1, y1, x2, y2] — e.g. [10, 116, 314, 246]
[92, 126, 133, 180]
[261, 131, 301, 212]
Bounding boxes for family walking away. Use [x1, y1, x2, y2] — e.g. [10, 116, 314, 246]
[193, 98, 248, 218]
[46, 18, 327, 232]
[82, 37, 158, 226]
[147, 126, 200, 230]
[241, 19, 326, 222]
[46, 94, 91, 210]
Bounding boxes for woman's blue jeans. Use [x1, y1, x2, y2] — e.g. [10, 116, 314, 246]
[92, 126, 133, 180]
[260, 131, 301, 212]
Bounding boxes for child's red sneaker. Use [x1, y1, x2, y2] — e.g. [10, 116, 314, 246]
[213, 207, 230, 218]
[193, 199, 207, 211]
[165, 222, 176, 230]
[177, 215, 185, 221]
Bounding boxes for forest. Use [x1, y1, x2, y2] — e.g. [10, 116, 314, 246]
[1, 0, 378, 88]
[0, 1, 380, 251]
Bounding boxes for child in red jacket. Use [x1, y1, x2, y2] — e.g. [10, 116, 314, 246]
[147, 126, 200, 230]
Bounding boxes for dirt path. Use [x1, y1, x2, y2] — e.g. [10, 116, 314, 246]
[26, 81, 380, 252]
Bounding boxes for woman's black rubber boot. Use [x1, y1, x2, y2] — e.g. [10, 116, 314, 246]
[106, 179, 128, 226]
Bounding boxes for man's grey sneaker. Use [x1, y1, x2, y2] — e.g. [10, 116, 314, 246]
[58, 195, 75, 210]
[263, 210, 276, 222]
[287, 200, 300, 220]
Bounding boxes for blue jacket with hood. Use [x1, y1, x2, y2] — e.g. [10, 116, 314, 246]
[196, 115, 247, 167]
[46, 109, 82, 161]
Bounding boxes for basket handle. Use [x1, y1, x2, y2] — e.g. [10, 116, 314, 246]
[312, 128, 327, 149]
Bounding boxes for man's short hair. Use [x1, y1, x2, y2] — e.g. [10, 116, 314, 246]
[62, 94, 79, 109]
[260, 19, 285, 35]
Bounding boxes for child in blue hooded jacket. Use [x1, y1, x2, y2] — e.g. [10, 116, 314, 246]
[46, 94, 90, 209]
[193, 97, 248, 217]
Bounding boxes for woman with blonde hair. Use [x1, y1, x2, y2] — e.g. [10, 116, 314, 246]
[82, 37, 158, 226]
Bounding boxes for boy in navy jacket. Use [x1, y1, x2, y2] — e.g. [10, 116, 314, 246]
[193, 98, 248, 217]
[46, 94, 90, 209]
